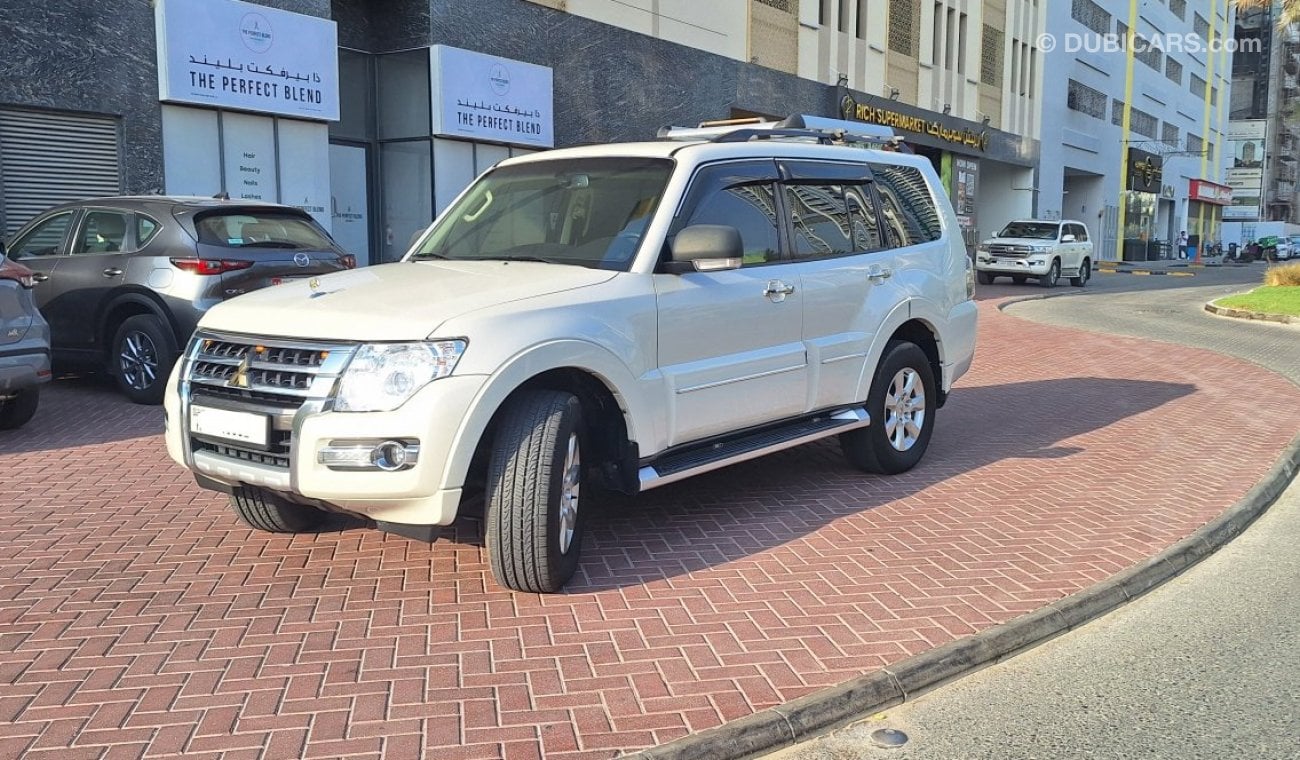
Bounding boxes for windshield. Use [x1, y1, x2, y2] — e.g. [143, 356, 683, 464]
[410, 157, 674, 271]
[195, 212, 334, 250]
[998, 222, 1061, 240]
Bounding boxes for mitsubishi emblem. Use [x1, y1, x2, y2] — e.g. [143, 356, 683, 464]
[227, 353, 252, 388]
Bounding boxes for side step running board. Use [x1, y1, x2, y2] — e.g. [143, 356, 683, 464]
[638, 407, 870, 491]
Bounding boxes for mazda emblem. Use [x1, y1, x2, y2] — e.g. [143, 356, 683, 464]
[293, 252, 311, 267]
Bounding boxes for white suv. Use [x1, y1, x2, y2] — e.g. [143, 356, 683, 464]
[164, 125, 978, 592]
[975, 220, 1093, 287]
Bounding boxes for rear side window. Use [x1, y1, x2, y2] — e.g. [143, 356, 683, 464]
[137, 215, 160, 246]
[196, 212, 333, 250]
[785, 184, 854, 258]
[1073, 224, 1089, 241]
[871, 164, 943, 247]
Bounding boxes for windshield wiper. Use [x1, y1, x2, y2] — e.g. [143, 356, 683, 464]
[411, 250, 451, 260]
[477, 255, 563, 264]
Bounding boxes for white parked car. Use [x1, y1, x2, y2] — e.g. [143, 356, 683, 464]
[164, 123, 978, 592]
[975, 220, 1094, 287]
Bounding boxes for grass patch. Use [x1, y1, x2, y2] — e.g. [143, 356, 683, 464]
[1216, 286, 1300, 317]
[1265, 261, 1300, 287]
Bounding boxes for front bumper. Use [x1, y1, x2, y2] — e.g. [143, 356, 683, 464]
[976, 256, 1053, 276]
[165, 363, 487, 527]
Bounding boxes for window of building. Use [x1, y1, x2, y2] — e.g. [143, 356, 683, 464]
[1191, 73, 1207, 99]
[1187, 133, 1204, 155]
[870, 165, 942, 247]
[1067, 79, 1108, 119]
[1169, 0, 1186, 21]
[981, 25, 1005, 86]
[1112, 99, 1126, 127]
[1134, 33, 1162, 72]
[857, 0, 868, 38]
[1130, 108, 1159, 139]
[1071, 0, 1111, 36]
[1194, 13, 1210, 41]
[888, 0, 920, 56]
[1165, 57, 1183, 85]
[1163, 122, 1180, 148]
[839, 0, 851, 33]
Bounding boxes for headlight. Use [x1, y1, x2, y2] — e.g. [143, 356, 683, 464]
[334, 340, 466, 412]
[976, 244, 991, 253]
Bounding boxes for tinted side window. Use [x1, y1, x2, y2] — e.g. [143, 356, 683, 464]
[10, 211, 76, 257]
[786, 184, 854, 258]
[846, 184, 884, 251]
[871, 164, 943, 247]
[686, 183, 780, 266]
[74, 211, 132, 254]
[137, 215, 161, 246]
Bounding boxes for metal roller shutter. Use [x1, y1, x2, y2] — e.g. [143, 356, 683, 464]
[0, 108, 122, 237]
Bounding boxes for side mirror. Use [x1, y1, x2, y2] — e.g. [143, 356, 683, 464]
[1061, 234, 1076, 243]
[667, 225, 743, 273]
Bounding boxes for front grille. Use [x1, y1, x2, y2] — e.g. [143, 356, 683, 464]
[989, 244, 1032, 257]
[184, 332, 355, 472]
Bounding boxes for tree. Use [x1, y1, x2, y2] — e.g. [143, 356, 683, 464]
[1235, 0, 1300, 28]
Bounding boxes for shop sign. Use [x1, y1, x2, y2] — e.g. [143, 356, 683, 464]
[840, 95, 989, 152]
[431, 46, 554, 149]
[155, 0, 339, 121]
[1126, 148, 1163, 192]
[1189, 179, 1233, 205]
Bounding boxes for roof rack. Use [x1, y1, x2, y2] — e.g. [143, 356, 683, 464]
[656, 114, 910, 152]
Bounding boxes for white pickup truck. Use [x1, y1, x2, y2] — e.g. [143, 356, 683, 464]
[975, 220, 1093, 288]
[164, 124, 978, 593]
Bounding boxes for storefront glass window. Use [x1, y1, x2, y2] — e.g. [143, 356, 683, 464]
[378, 50, 430, 140]
[380, 141, 432, 263]
[333, 49, 374, 142]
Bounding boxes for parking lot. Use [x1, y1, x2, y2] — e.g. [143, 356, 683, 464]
[3, 274, 1299, 759]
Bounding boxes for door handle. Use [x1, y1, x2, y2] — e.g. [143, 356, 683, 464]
[866, 265, 893, 282]
[30, 272, 50, 283]
[103, 268, 124, 277]
[764, 280, 795, 302]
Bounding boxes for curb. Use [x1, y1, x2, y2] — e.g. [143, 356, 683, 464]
[624, 432, 1300, 760]
[1096, 268, 1196, 277]
[1205, 301, 1298, 325]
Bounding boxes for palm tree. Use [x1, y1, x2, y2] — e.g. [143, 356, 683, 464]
[1235, 0, 1300, 28]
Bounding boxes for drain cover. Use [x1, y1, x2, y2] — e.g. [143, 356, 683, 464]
[870, 728, 909, 748]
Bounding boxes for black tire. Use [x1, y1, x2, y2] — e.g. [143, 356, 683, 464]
[1070, 258, 1091, 287]
[1040, 259, 1060, 288]
[1011, 275, 1027, 285]
[485, 390, 587, 593]
[229, 487, 325, 533]
[977, 271, 996, 285]
[841, 341, 937, 475]
[0, 387, 39, 430]
[111, 314, 178, 405]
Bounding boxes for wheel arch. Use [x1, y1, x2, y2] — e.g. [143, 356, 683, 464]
[856, 301, 949, 409]
[98, 289, 181, 359]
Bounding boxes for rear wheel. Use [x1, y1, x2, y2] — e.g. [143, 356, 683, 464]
[486, 390, 588, 593]
[1070, 258, 1091, 287]
[977, 271, 996, 285]
[111, 315, 178, 405]
[0, 387, 39, 430]
[229, 488, 325, 533]
[841, 341, 937, 475]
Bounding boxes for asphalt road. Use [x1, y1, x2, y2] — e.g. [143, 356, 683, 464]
[769, 263, 1300, 760]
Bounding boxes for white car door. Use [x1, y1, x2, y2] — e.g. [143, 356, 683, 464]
[780, 162, 903, 411]
[654, 161, 809, 446]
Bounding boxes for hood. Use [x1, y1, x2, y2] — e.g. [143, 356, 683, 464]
[982, 237, 1058, 247]
[198, 260, 618, 341]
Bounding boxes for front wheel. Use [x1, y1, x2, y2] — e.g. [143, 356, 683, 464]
[1040, 260, 1060, 288]
[1070, 258, 1091, 287]
[977, 271, 996, 285]
[111, 315, 178, 405]
[230, 488, 325, 533]
[485, 390, 588, 593]
[841, 341, 937, 475]
[0, 387, 40, 430]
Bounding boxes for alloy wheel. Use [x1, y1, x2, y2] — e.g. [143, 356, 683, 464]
[883, 368, 927, 452]
[118, 331, 159, 391]
[558, 432, 581, 555]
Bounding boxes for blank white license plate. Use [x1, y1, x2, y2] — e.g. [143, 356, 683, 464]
[190, 405, 269, 447]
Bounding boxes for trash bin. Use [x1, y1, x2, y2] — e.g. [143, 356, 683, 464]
[1229, 243, 1239, 261]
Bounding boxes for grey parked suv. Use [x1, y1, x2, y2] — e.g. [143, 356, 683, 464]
[0, 242, 51, 429]
[5, 197, 353, 403]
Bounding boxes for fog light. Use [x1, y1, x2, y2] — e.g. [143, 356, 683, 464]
[319, 439, 421, 471]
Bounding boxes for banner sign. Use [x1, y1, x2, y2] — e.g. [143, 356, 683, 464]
[431, 46, 554, 148]
[155, 0, 340, 121]
[1126, 148, 1163, 193]
[1225, 119, 1266, 219]
[1189, 179, 1233, 205]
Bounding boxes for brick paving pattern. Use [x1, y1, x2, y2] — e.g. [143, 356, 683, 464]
[2, 296, 1298, 759]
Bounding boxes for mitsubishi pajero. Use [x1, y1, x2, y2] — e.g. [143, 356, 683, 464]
[164, 120, 978, 592]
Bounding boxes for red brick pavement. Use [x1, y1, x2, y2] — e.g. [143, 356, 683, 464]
[1, 299, 1298, 759]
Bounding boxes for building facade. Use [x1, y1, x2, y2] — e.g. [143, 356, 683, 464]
[1229, 2, 1300, 229]
[0, 0, 1043, 264]
[1039, 0, 1234, 261]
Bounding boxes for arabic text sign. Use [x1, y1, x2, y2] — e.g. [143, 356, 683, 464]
[840, 95, 989, 152]
[430, 46, 554, 148]
[155, 0, 339, 121]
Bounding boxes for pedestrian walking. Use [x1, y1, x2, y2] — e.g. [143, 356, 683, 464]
[1177, 231, 1188, 260]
